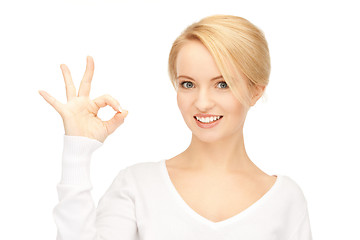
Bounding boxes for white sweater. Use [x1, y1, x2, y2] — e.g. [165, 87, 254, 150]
[53, 135, 313, 240]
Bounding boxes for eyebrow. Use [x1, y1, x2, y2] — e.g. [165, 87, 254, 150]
[176, 75, 224, 81]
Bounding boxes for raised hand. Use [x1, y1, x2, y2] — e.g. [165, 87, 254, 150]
[39, 56, 128, 143]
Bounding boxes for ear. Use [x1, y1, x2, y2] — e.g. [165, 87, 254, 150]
[250, 85, 266, 106]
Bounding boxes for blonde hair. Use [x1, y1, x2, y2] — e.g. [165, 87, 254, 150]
[168, 15, 271, 107]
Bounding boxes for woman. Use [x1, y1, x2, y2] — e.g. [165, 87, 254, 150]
[39, 15, 312, 240]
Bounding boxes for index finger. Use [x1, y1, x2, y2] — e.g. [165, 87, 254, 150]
[78, 56, 94, 97]
[60, 64, 77, 101]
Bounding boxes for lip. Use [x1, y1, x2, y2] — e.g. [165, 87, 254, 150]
[194, 113, 223, 118]
[193, 115, 223, 129]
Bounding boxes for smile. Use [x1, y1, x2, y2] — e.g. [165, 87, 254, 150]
[194, 115, 223, 123]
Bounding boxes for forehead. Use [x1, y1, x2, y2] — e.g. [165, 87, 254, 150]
[176, 40, 221, 81]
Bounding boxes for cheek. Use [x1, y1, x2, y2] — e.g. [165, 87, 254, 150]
[177, 92, 191, 114]
[235, 105, 248, 124]
[222, 95, 248, 120]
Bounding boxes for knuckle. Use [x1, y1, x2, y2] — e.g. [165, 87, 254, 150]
[104, 94, 116, 104]
[94, 101, 101, 109]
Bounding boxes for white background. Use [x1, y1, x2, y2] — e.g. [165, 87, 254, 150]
[0, 0, 359, 239]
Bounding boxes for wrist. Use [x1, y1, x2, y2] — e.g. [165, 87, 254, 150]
[60, 134, 103, 185]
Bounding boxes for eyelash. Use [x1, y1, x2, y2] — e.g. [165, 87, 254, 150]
[179, 81, 229, 89]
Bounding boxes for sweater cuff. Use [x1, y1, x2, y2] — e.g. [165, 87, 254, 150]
[60, 135, 103, 185]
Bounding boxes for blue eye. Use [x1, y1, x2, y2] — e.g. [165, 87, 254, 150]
[217, 81, 228, 89]
[181, 81, 194, 89]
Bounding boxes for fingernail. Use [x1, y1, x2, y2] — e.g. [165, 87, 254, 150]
[117, 105, 123, 112]
[123, 110, 129, 118]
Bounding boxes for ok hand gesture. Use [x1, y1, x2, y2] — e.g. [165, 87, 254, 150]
[39, 56, 128, 143]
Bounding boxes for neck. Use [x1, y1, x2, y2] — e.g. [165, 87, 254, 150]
[182, 130, 255, 174]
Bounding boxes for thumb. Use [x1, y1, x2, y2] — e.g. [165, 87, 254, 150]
[103, 110, 128, 135]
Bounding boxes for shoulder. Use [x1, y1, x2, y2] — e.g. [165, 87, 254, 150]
[117, 160, 163, 183]
[125, 160, 161, 175]
[265, 175, 311, 236]
[109, 160, 163, 194]
[276, 174, 309, 209]
[278, 175, 307, 196]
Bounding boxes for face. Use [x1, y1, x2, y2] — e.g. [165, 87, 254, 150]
[176, 40, 250, 143]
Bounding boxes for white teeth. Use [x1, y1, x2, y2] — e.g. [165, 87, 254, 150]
[195, 116, 221, 123]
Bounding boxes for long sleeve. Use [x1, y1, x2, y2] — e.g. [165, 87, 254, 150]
[288, 207, 313, 240]
[52, 135, 138, 240]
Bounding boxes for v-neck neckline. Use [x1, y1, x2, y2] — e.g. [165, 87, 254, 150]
[160, 159, 281, 229]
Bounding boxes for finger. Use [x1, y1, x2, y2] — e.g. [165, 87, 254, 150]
[38, 90, 65, 115]
[92, 94, 122, 115]
[78, 56, 94, 97]
[60, 64, 77, 101]
[103, 110, 128, 135]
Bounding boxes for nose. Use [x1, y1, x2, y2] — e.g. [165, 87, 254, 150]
[194, 88, 215, 112]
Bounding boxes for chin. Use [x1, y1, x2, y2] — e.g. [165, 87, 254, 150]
[195, 136, 222, 143]
[190, 129, 226, 143]
[183, 117, 224, 143]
